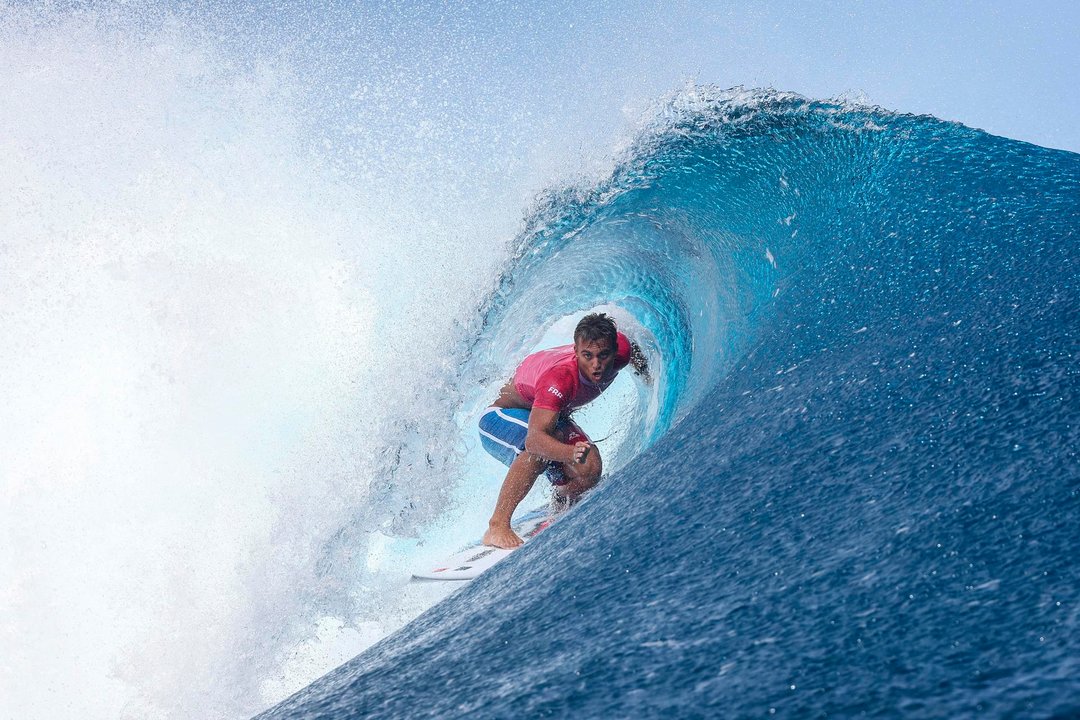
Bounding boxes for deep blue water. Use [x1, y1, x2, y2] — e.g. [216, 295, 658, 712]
[258, 91, 1078, 718]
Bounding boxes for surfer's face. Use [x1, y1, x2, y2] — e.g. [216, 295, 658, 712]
[574, 338, 615, 383]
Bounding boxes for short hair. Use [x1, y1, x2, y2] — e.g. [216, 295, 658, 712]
[574, 313, 617, 348]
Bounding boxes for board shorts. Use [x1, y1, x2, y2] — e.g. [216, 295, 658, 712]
[477, 407, 590, 486]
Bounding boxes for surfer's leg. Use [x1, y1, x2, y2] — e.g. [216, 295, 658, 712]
[555, 445, 602, 501]
[479, 406, 544, 547]
[484, 450, 547, 548]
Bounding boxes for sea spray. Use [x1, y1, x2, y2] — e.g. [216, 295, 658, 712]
[0, 7, 521, 718]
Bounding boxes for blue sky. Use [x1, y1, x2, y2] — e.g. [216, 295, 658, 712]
[507, 0, 1080, 152]
[651, 1, 1079, 152]
[163, 0, 1079, 154]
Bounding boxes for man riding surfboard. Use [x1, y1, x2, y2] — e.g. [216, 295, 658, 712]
[477, 313, 650, 548]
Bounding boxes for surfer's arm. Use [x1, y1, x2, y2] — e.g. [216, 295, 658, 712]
[491, 379, 529, 409]
[525, 408, 586, 464]
[613, 332, 650, 384]
[629, 340, 651, 384]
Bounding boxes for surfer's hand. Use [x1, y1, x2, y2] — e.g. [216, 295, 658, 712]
[570, 441, 591, 465]
[483, 524, 524, 549]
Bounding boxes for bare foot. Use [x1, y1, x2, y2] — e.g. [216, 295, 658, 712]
[483, 524, 524, 549]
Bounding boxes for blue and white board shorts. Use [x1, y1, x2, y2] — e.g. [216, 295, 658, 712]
[477, 407, 590, 486]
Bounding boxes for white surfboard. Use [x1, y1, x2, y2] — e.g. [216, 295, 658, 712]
[412, 506, 554, 582]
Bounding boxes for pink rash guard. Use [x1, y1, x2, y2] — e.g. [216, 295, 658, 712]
[513, 332, 632, 413]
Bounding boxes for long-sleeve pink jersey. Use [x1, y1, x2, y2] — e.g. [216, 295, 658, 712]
[512, 332, 632, 413]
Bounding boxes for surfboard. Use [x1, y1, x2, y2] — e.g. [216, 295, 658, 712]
[411, 506, 554, 582]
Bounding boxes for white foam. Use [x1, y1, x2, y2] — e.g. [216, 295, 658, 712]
[0, 10, 511, 719]
[0, 3, 682, 716]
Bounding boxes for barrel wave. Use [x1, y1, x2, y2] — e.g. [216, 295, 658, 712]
[259, 89, 1079, 718]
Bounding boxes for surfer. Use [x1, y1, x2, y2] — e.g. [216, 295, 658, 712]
[478, 313, 650, 548]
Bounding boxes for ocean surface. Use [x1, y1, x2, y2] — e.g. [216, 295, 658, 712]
[256, 92, 1079, 717]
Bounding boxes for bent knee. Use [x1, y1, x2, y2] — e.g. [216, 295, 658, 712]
[561, 468, 601, 497]
[586, 453, 602, 479]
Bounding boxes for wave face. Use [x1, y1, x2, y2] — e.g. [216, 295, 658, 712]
[260, 90, 1080, 718]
